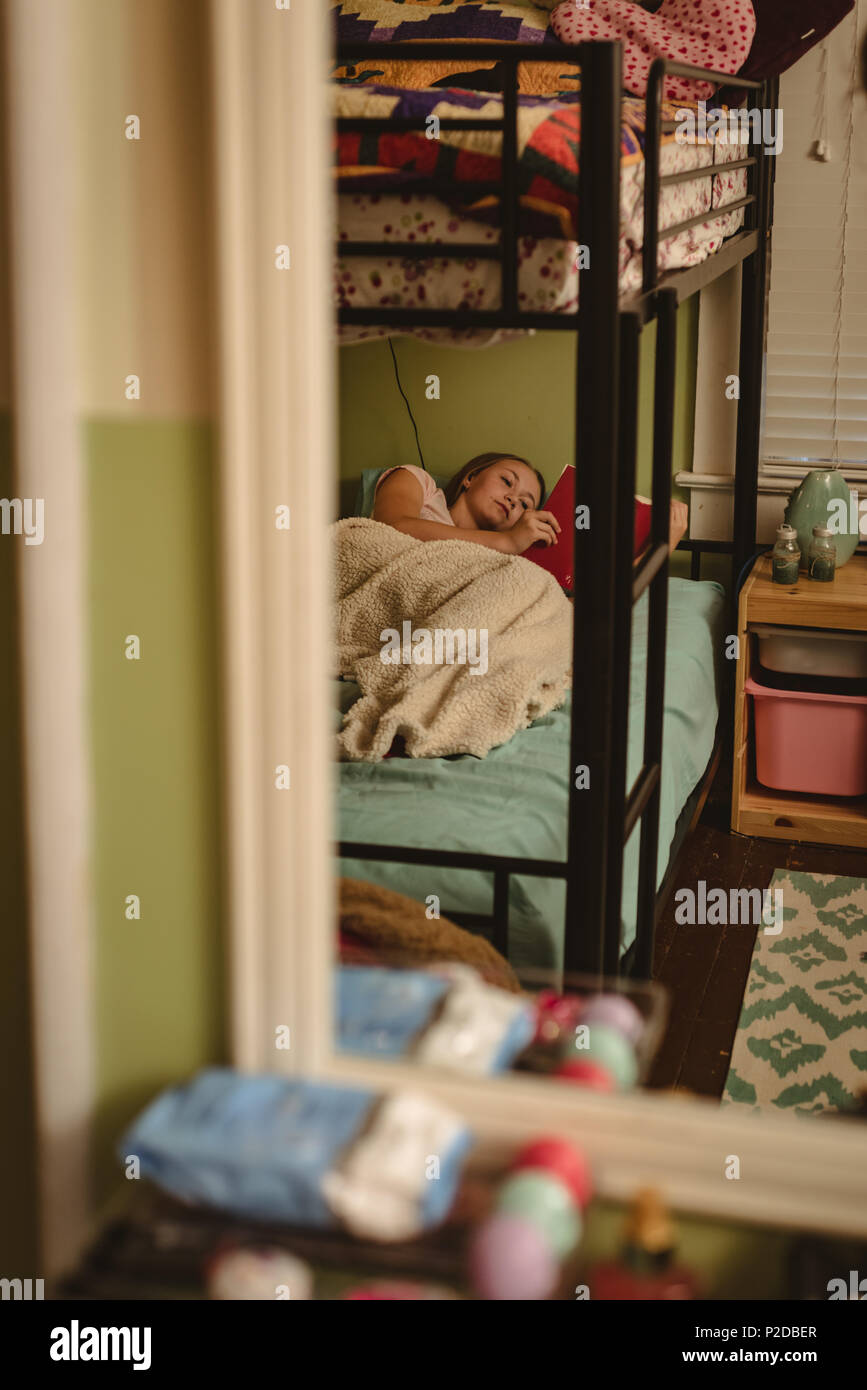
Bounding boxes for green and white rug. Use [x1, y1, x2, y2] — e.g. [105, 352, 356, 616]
[723, 871, 867, 1116]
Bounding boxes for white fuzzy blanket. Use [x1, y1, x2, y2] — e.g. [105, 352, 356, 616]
[334, 517, 572, 761]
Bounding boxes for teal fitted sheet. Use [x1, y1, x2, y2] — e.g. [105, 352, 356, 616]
[337, 578, 726, 973]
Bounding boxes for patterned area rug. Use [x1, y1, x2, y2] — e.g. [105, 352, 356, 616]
[723, 871, 867, 1116]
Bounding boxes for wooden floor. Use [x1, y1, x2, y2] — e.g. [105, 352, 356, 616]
[646, 766, 867, 1098]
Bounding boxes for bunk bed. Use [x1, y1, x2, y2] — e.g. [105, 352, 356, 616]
[334, 80, 753, 347]
[334, 34, 778, 981]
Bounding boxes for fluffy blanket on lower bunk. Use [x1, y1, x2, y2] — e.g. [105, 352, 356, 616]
[334, 517, 571, 760]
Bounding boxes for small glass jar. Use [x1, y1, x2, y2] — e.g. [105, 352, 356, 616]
[807, 525, 836, 582]
[771, 522, 801, 585]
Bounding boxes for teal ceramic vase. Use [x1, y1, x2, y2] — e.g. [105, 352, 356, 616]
[783, 469, 859, 569]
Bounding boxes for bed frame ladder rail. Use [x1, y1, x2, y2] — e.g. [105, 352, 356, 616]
[632, 287, 678, 980]
[564, 41, 623, 981]
[642, 57, 766, 296]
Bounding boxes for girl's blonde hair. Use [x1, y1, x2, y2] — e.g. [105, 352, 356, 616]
[443, 452, 546, 509]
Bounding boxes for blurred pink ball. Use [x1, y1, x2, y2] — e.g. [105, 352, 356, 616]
[512, 1135, 593, 1208]
[470, 1214, 559, 1300]
[534, 989, 584, 1042]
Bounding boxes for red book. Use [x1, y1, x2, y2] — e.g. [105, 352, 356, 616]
[633, 492, 652, 558]
[521, 465, 653, 590]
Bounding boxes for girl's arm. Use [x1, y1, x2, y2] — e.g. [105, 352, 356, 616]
[668, 499, 688, 554]
[372, 470, 558, 555]
[373, 471, 511, 550]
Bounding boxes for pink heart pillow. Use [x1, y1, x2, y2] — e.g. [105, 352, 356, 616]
[551, 0, 757, 101]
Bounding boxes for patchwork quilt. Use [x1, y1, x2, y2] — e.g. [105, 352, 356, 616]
[332, 0, 758, 100]
[336, 82, 709, 240]
[332, 0, 578, 97]
[335, 144, 747, 346]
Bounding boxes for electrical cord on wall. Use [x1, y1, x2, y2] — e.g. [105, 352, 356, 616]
[388, 338, 427, 471]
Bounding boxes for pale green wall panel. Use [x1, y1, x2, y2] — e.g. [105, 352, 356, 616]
[87, 420, 225, 1205]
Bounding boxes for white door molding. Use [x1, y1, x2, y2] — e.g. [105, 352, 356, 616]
[210, 0, 334, 1076]
[4, 0, 94, 1280]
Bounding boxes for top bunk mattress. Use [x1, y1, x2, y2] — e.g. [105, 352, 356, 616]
[335, 82, 750, 344]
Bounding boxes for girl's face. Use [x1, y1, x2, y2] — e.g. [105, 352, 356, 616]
[462, 459, 542, 531]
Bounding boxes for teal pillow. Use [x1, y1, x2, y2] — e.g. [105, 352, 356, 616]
[354, 466, 448, 518]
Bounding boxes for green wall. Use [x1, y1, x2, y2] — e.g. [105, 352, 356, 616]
[337, 301, 698, 587]
[87, 420, 226, 1207]
[0, 417, 228, 1251]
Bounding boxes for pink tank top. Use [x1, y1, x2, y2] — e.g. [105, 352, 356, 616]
[375, 465, 455, 526]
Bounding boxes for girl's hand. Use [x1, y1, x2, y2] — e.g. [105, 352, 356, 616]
[669, 499, 688, 554]
[508, 509, 561, 555]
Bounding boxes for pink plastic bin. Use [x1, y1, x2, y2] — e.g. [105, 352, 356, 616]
[746, 675, 867, 797]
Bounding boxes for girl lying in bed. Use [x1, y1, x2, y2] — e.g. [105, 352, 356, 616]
[372, 454, 689, 557]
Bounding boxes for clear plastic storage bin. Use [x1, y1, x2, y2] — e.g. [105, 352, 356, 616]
[751, 624, 867, 680]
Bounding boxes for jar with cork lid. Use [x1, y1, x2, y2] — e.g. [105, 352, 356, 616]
[771, 522, 800, 585]
[807, 525, 836, 582]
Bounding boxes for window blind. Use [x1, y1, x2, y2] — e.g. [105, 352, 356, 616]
[761, 0, 867, 475]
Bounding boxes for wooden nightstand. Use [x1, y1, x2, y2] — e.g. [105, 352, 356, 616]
[731, 552, 867, 850]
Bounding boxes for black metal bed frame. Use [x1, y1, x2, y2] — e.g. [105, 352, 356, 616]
[336, 40, 778, 980]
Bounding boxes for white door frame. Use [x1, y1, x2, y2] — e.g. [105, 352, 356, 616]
[4, 0, 95, 1281]
[210, 0, 334, 1077]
